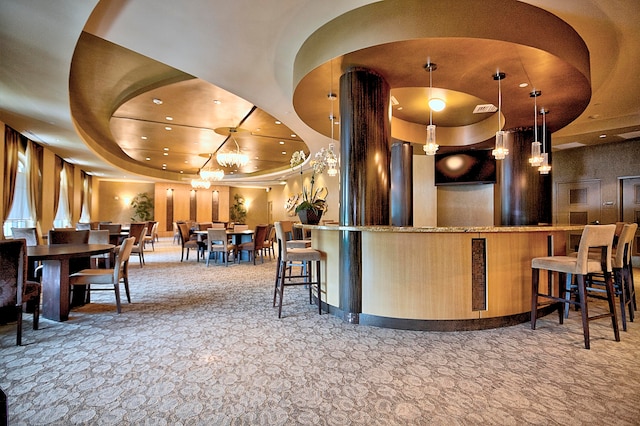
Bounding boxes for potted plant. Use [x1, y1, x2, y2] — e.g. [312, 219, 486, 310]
[230, 193, 247, 224]
[130, 192, 154, 222]
[290, 149, 329, 225]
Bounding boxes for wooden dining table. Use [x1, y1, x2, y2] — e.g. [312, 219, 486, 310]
[193, 229, 255, 261]
[28, 243, 114, 321]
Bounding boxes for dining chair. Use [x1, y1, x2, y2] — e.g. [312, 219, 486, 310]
[12, 227, 43, 279]
[69, 237, 135, 314]
[127, 223, 147, 267]
[531, 224, 618, 349]
[88, 229, 111, 268]
[262, 225, 276, 260]
[0, 239, 41, 345]
[273, 221, 323, 318]
[205, 228, 236, 266]
[144, 221, 159, 251]
[237, 224, 270, 264]
[48, 229, 90, 244]
[178, 222, 203, 261]
[75, 222, 92, 230]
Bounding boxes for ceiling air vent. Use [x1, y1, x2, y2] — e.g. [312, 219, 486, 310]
[473, 104, 497, 114]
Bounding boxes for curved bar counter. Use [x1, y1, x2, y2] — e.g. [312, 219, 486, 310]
[306, 225, 583, 331]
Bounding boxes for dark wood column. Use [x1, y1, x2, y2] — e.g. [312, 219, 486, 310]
[338, 67, 391, 324]
[391, 141, 413, 226]
[499, 129, 552, 225]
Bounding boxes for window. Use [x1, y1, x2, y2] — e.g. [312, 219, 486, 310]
[3, 154, 34, 237]
[53, 167, 71, 228]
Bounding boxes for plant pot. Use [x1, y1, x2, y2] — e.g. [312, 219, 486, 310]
[298, 209, 323, 225]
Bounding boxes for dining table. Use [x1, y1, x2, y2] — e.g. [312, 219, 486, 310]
[193, 229, 255, 261]
[28, 243, 115, 321]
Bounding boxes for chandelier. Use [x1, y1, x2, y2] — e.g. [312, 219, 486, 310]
[191, 179, 210, 189]
[216, 129, 248, 168]
[491, 71, 509, 160]
[538, 109, 551, 174]
[199, 154, 224, 181]
[327, 91, 339, 177]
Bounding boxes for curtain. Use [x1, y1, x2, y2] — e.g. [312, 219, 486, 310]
[25, 140, 42, 231]
[53, 156, 63, 221]
[63, 162, 74, 226]
[3, 127, 21, 238]
[79, 170, 91, 222]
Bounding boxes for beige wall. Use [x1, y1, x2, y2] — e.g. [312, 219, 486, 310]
[95, 180, 155, 224]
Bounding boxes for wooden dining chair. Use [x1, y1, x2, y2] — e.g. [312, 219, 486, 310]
[69, 237, 135, 313]
[127, 223, 147, 267]
[237, 224, 270, 264]
[205, 228, 236, 266]
[48, 229, 90, 244]
[0, 239, 41, 345]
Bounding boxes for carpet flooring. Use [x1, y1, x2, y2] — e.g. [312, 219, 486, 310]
[1, 238, 639, 425]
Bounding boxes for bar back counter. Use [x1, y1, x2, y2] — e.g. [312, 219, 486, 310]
[307, 225, 584, 331]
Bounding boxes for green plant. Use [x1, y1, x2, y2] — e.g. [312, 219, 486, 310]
[290, 150, 328, 215]
[230, 193, 247, 224]
[130, 192, 154, 222]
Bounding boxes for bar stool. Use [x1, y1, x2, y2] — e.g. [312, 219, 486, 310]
[273, 221, 323, 318]
[531, 224, 618, 349]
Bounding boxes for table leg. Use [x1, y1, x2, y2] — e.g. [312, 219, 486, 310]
[41, 259, 71, 321]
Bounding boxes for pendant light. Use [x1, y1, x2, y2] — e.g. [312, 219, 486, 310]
[325, 61, 339, 177]
[199, 154, 225, 181]
[423, 61, 440, 155]
[491, 72, 508, 160]
[528, 90, 544, 167]
[538, 109, 551, 174]
[216, 129, 249, 168]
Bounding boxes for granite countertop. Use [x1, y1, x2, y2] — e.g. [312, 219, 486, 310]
[300, 224, 585, 233]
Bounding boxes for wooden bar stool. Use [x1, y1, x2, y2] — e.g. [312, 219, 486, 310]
[273, 221, 323, 318]
[531, 224, 618, 349]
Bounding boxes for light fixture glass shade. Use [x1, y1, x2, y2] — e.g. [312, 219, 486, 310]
[528, 141, 543, 166]
[492, 130, 508, 160]
[428, 98, 446, 112]
[216, 137, 249, 168]
[538, 153, 551, 174]
[326, 143, 339, 176]
[200, 168, 224, 181]
[423, 124, 439, 155]
[191, 179, 211, 189]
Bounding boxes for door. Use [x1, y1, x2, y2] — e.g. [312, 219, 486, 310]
[621, 177, 640, 257]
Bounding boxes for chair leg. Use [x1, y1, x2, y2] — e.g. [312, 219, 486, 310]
[564, 273, 573, 319]
[123, 274, 131, 304]
[576, 275, 590, 349]
[32, 298, 40, 330]
[316, 260, 322, 315]
[278, 261, 287, 318]
[615, 269, 628, 331]
[274, 256, 281, 307]
[604, 272, 620, 342]
[114, 281, 122, 314]
[531, 268, 539, 330]
[16, 305, 23, 346]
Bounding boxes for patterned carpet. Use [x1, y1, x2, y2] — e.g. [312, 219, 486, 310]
[1, 239, 639, 425]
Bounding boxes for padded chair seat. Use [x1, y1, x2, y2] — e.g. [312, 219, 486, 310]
[286, 247, 322, 262]
[531, 256, 605, 275]
[23, 281, 41, 300]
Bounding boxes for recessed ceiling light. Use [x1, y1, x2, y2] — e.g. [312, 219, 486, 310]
[145, 157, 151, 161]
[281, 151, 287, 155]
[599, 134, 607, 138]
[213, 99, 221, 104]
[180, 171, 183, 173]
[165, 116, 173, 121]
[152, 98, 163, 105]
[141, 136, 148, 140]
[291, 134, 296, 138]
[165, 126, 172, 131]
[163, 147, 169, 151]
[519, 82, 529, 88]
[275, 121, 282, 125]
[163, 152, 168, 156]
[255, 156, 259, 160]
[397, 107, 403, 111]
[279, 141, 285, 145]
[255, 128, 261, 132]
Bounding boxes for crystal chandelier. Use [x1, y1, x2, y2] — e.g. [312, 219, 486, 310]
[199, 154, 224, 181]
[491, 71, 509, 160]
[528, 90, 544, 167]
[191, 179, 210, 189]
[538, 109, 551, 175]
[423, 61, 440, 155]
[216, 130, 248, 168]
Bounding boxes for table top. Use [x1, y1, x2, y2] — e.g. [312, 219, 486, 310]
[27, 244, 114, 260]
[194, 229, 254, 235]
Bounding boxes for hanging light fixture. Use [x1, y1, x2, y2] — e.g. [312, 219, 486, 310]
[326, 91, 339, 177]
[538, 109, 551, 174]
[199, 154, 225, 181]
[191, 179, 210, 189]
[528, 90, 544, 167]
[216, 128, 249, 168]
[491, 71, 509, 160]
[423, 61, 440, 155]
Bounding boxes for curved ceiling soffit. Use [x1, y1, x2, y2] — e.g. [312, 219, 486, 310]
[293, 0, 591, 147]
[70, 32, 194, 181]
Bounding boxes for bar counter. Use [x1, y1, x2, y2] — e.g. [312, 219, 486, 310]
[304, 225, 583, 331]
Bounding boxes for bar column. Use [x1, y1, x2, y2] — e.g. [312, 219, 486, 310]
[338, 67, 391, 324]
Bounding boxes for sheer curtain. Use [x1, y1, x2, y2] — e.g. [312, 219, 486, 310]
[79, 171, 91, 223]
[2, 127, 20, 238]
[63, 162, 74, 225]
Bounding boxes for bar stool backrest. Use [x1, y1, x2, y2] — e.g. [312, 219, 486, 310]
[614, 223, 638, 268]
[575, 224, 616, 274]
